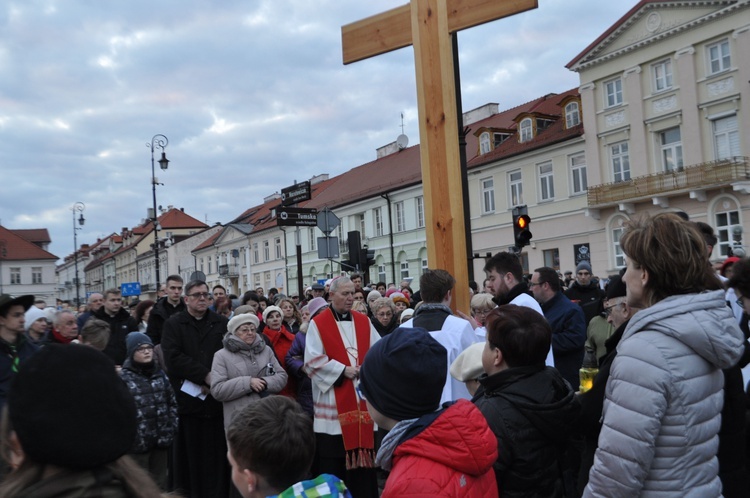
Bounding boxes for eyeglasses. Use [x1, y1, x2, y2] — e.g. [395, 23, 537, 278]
[528, 281, 543, 287]
[471, 308, 491, 315]
[135, 345, 154, 353]
[187, 292, 210, 299]
[236, 326, 256, 335]
[376, 311, 393, 318]
[603, 302, 624, 316]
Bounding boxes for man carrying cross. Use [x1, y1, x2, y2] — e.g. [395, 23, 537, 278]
[304, 276, 381, 497]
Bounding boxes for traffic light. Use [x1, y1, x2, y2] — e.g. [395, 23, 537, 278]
[359, 246, 376, 282]
[512, 206, 532, 249]
[341, 231, 362, 270]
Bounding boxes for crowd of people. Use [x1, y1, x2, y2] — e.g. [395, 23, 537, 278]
[0, 213, 749, 497]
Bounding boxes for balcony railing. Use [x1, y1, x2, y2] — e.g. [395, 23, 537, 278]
[587, 156, 750, 207]
[219, 264, 239, 277]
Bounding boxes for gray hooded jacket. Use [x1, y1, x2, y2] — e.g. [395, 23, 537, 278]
[584, 290, 745, 498]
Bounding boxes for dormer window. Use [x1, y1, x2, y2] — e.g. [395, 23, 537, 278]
[479, 132, 491, 154]
[519, 118, 533, 142]
[565, 102, 580, 128]
[494, 133, 510, 147]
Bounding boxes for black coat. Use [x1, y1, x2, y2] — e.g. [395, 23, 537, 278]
[146, 296, 185, 345]
[474, 365, 580, 498]
[161, 309, 227, 417]
[93, 307, 138, 365]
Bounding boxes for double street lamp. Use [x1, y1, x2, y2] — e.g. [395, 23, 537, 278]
[72, 202, 85, 307]
[148, 134, 170, 291]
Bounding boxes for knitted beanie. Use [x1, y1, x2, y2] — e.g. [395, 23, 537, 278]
[9, 344, 137, 469]
[24, 306, 47, 331]
[228, 313, 260, 335]
[359, 327, 447, 421]
[126, 331, 153, 360]
[262, 305, 283, 323]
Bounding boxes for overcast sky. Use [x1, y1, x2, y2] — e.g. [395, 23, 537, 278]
[0, 0, 636, 261]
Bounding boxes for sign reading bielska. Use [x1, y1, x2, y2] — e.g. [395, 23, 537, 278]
[280, 181, 311, 207]
[277, 207, 318, 227]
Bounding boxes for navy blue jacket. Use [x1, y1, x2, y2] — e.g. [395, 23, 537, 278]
[540, 292, 586, 388]
[0, 335, 39, 412]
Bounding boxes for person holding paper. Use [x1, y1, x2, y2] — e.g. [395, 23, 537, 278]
[162, 279, 229, 498]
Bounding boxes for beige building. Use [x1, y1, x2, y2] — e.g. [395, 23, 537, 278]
[568, 0, 750, 273]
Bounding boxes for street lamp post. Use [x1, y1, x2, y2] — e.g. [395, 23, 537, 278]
[72, 202, 85, 307]
[147, 134, 170, 292]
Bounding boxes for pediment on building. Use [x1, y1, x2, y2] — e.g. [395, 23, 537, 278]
[568, 1, 744, 71]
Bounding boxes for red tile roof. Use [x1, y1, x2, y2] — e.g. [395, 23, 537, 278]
[0, 225, 58, 261]
[192, 230, 222, 252]
[11, 229, 51, 245]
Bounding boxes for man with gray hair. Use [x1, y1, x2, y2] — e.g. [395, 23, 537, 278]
[46, 310, 79, 345]
[304, 276, 380, 498]
[76, 292, 104, 329]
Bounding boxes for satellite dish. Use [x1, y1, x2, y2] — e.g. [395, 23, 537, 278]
[396, 134, 409, 150]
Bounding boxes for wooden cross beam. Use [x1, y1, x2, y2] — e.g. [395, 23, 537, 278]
[342, 0, 537, 312]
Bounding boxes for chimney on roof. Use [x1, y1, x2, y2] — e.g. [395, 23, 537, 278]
[376, 141, 400, 159]
[310, 174, 329, 185]
[181, 207, 184, 212]
[167, 205, 174, 211]
[463, 103, 499, 126]
[264, 192, 281, 203]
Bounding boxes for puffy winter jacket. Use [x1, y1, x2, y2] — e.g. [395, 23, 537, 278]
[382, 399, 498, 498]
[474, 365, 580, 497]
[120, 360, 178, 453]
[584, 290, 746, 498]
[211, 332, 287, 429]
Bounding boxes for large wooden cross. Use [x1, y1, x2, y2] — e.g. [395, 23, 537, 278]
[342, 0, 537, 312]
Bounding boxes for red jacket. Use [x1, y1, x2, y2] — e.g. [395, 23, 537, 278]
[382, 399, 499, 498]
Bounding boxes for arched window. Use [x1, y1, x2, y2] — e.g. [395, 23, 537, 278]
[520, 118, 532, 142]
[479, 132, 491, 154]
[711, 196, 742, 258]
[565, 102, 580, 128]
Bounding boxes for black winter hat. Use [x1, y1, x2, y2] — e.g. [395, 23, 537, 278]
[359, 327, 447, 421]
[605, 275, 627, 300]
[9, 344, 137, 469]
[126, 331, 153, 360]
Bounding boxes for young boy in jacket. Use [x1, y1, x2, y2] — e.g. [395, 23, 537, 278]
[227, 395, 352, 498]
[120, 331, 178, 490]
[358, 327, 499, 498]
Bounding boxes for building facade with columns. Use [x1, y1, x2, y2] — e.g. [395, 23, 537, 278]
[568, 0, 750, 272]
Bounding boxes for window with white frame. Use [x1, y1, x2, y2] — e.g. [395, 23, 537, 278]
[263, 241, 270, 261]
[652, 59, 673, 92]
[610, 142, 631, 183]
[481, 177, 495, 214]
[32, 267, 42, 284]
[416, 196, 425, 228]
[358, 214, 366, 236]
[10, 268, 20, 285]
[374, 208, 384, 237]
[565, 102, 580, 128]
[707, 39, 731, 75]
[570, 153, 587, 195]
[604, 78, 623, 107]
[538, 162, 555, 201]
[200, 258, 204, 272]
[309, 228, 316, 251]
[713, 115, 740, 160]
[479, 132, 491, 154]
[519, 118, 532, 142]
[612, 221, 627, 268]
[509, 170, 523, 207]
[208, 256, 212, 274]
[378, 264, 386, 283]
[395, 201, 406, 232]
[716, 206, 740, 257]
[421, 258, 428, 274]
[253, 243, 259, 263]
[400, 261, 409, 280]
[660, 127, 683, 171]
[274, 237, 282, 259]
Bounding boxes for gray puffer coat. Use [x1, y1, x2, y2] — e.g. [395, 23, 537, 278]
[584, 290, 745, 497]
[210, 332, 287, 429]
